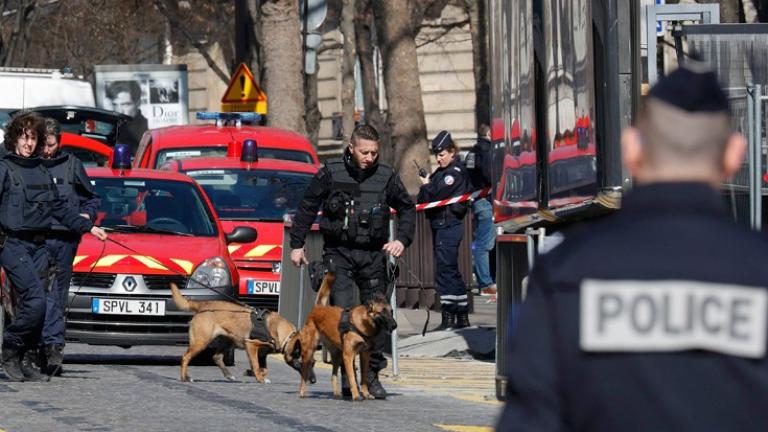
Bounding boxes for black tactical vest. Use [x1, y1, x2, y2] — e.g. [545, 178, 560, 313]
[319, 159, 393, 248]
[46, 155, 79, 230]
[0, 157, 58, 232]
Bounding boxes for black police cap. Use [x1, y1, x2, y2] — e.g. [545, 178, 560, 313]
[431, 130, 453, 154]
[648, 62, 729, 113]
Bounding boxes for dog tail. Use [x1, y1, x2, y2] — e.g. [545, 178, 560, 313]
[314, 272, 335, 306]
[169, 283, 198, 312]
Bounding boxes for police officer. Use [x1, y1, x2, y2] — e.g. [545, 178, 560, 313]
[498, 65, 768, 431]
[466, 124, 497, 298]
[417, 131, 472, 330]
[289, 124, 415, 399]
[0, 111, 107, 382]
[39, 118, 100, 376]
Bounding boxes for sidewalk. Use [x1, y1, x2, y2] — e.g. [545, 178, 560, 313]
[380, 295, 501, 405]
[395, 296, 497, 358]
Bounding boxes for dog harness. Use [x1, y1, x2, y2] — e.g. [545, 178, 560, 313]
[249, 309, 277, 349]
[338, 308, 365, 337]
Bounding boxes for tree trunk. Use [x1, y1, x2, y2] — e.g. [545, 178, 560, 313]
[4, 0, 36, 67]
[341, 0, 357, 143]
[373, 0, 429, 194]
[720, 0, 741, 23]
[304, 57, 321, 150]
[465, 0, 490, 130]
[355, 0, 388, 160]
[235, 0, 262, 82]
[261, 0, 306, 134]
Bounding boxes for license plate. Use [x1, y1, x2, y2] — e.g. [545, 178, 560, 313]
[246, 280, 280, 295]
[91, 298, 166, 316]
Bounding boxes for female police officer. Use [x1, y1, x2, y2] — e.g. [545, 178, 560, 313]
[0, 111, 107, 382]
[417, 131, 472, 330]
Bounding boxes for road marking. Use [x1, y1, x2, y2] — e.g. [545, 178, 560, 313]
[450, 393, 502, 406]
[435, 425, 494, 432]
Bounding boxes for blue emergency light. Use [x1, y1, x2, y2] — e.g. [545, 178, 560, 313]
[196, 111, 261, 127]
[241, 139, 258, 163]
[112, 144, 132, 170]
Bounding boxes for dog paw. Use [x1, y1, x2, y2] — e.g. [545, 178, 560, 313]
[181, 377, 194, 383]
[225, 375, 237, 382]
[363, 393, 375, 400]
[333, 394, 343, 400]
[263, 378, 272, 384]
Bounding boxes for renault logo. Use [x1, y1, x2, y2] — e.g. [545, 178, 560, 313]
[122, 276, 137, 292]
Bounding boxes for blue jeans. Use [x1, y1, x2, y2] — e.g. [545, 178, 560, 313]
[472, 199, 496, 289]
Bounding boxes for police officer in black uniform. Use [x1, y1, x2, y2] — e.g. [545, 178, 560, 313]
[0, 111, 108, 382]
[498, 65, 768, 431]
[289, 124, 415, 399]
[417, 131, 472, 330]
[39, 118, 100, 375]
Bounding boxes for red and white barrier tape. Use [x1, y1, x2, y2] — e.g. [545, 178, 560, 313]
[415, 187, 490, 211]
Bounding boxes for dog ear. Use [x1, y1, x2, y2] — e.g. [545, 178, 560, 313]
[371, 291, 388, 304]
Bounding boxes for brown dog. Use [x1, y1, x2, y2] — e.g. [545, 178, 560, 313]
[286, 272, 397, 400]
[170, 283, 302, 383]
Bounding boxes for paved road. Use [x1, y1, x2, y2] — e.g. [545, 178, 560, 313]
[0, 344, 500, 432]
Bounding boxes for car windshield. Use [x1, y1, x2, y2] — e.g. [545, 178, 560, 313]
[93, 177, 217, 236]
[185, 169, 312, 221]
[155, 146, 313, 168]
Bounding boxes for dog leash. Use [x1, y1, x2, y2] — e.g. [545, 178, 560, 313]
[394, 257, 430, 337]
[102, 234, 259, 313]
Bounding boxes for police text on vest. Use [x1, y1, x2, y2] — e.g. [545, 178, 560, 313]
[580, 279, 767, 358]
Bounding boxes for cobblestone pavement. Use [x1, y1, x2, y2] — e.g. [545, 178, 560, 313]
[0, 344, 500, 432]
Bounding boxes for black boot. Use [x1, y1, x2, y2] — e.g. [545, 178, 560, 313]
[1, 345, 25, 382]
[434, 309, 456, 331]
[43, 344, 64, 376]
[20, 350, 47, 382]
[367, 370, 388, 400]
[455, 311, 471, 329]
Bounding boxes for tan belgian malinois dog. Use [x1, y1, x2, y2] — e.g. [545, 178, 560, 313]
[170, 283, 303, 383]
[285, 272, 397, 400]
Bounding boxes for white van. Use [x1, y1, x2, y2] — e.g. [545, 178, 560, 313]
[0, 67, 95, 109]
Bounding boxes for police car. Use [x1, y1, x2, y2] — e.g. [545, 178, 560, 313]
[133, 112, 320, 169]
[161, 139, 317, 310]
[65, 145, 256, 353]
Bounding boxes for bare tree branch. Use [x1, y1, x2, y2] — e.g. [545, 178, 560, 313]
[154, 0, 230, 83]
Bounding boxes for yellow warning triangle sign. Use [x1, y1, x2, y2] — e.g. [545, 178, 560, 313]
[221, 63, 267, 110]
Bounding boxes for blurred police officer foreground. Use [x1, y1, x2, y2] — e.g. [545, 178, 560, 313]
[497, 63, 768, 431]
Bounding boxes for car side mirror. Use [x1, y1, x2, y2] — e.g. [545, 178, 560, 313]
[226, 226, 257, 244]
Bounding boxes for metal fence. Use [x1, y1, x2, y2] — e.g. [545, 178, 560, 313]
[685, 24, 768, 231]
[393, 211, 475, 311]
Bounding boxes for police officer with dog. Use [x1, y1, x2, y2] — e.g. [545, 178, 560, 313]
[289, 124, 415, 399]
[38, 117, 100, 376]
[497, 64, 768, 431]
[418, 131, 472, 330]
[0, 111, 108, 382]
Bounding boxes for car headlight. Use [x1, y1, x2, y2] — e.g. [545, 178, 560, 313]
[187, 256, 231, 289]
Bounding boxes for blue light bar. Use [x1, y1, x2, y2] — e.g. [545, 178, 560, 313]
[241, 139, 258, 163]
[196, 112, 262, 123]
[112, 144, 132, 170]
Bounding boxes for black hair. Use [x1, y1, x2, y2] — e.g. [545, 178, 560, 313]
[4, 111, 45, 152]
[350, 124, 379, 145]
[106, 80, 142, 103]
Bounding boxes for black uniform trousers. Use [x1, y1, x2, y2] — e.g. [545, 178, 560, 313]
[432, 219, 468, 313]
[2, 236, 50, 350]
[43, 233, 80, 346]
[323, 246, 389, 373]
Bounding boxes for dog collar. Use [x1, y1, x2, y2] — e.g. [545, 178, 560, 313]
[280, 330, 298, 353]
